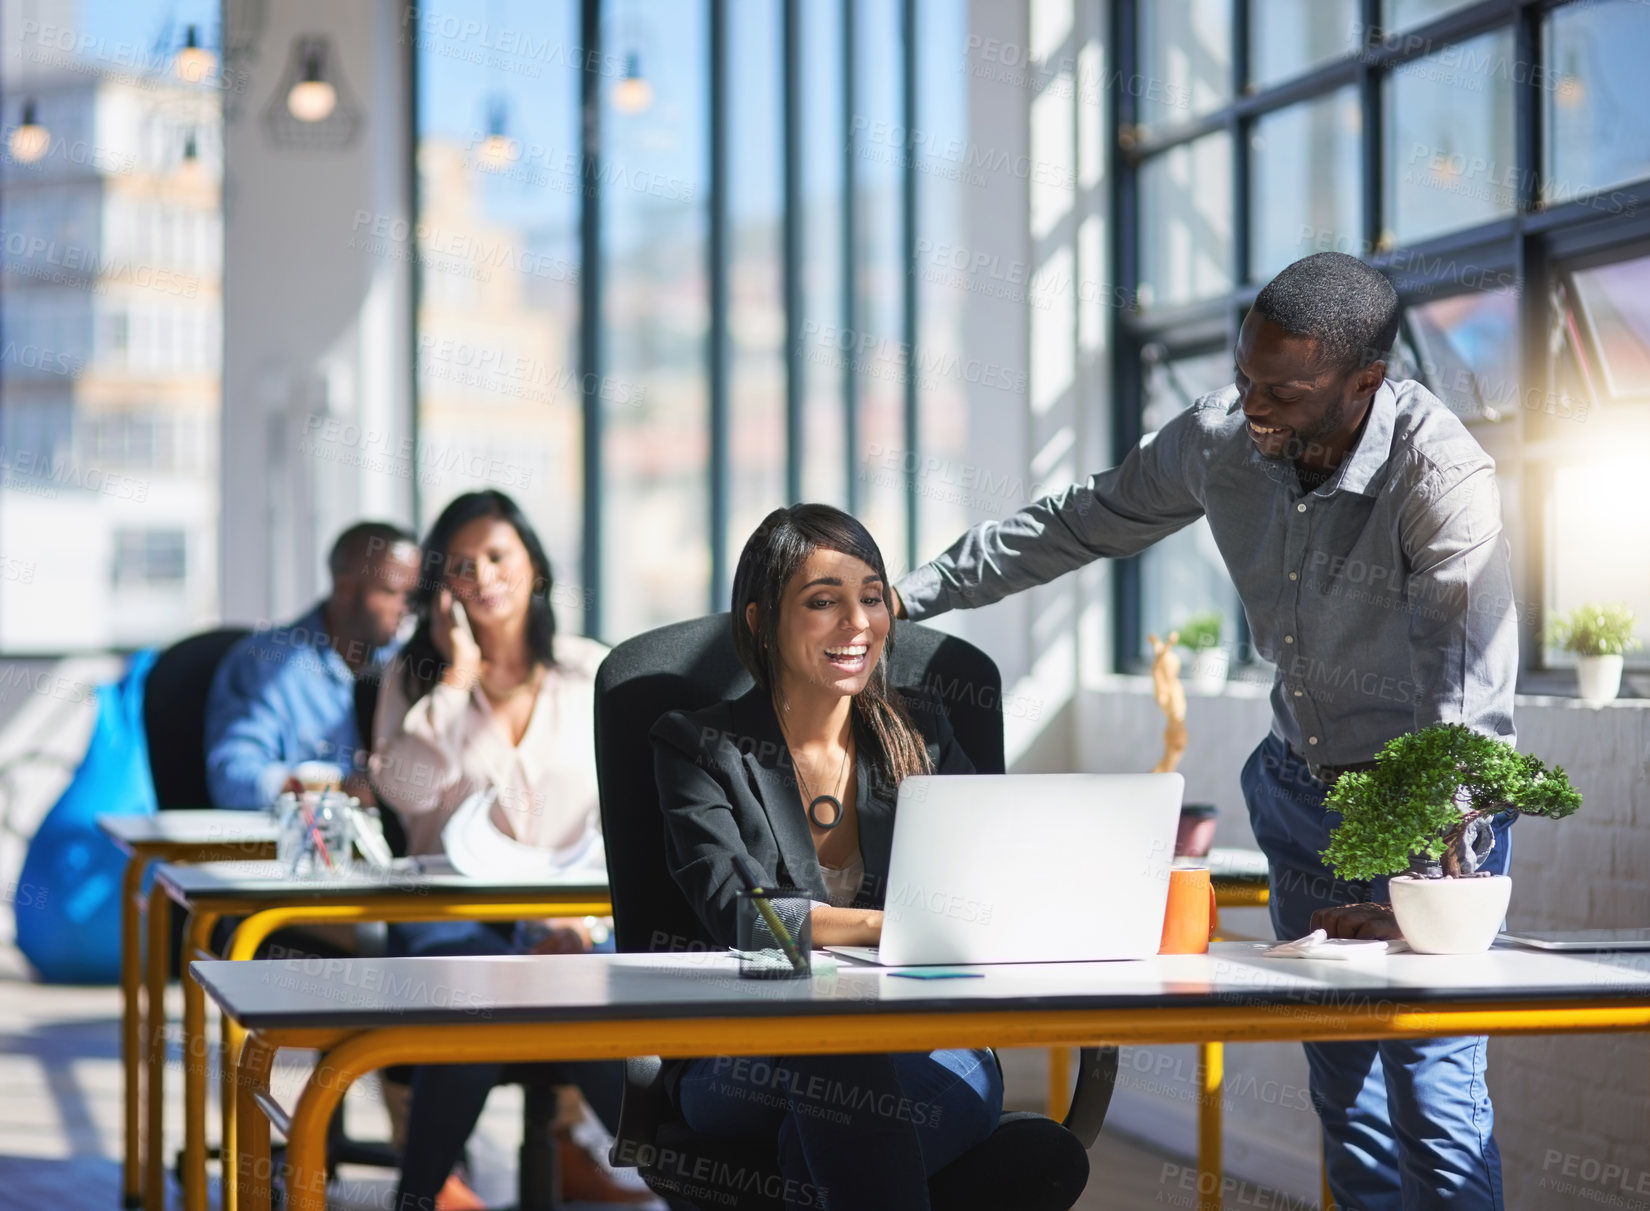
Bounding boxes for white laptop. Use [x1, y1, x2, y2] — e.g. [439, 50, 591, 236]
[826, 772, 1184, 966]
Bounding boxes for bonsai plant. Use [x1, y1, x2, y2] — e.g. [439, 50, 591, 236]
[1547, 602, 1640, 706]
[1175, 612, 1228, 693]
[1322, 723, 1581, 954]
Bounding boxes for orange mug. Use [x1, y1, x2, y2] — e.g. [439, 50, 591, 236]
[1158, 865, 1218, 955]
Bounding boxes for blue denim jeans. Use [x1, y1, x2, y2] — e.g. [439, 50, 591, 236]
[677, 1048, 1003, 1211]
[1242, 732, 1511, 1211]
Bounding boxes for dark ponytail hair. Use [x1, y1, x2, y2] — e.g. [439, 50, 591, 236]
[400, 491, 557, 703]
[731, 504, 931, 786]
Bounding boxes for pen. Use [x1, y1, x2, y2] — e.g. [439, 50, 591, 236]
[299, 801, 335, 870]
[731, 854, 808, 973]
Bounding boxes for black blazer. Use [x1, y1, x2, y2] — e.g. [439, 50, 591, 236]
[650, 683, 974, 949]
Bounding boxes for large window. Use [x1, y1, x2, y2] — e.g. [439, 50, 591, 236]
[913, 0, 972, 563]
[849, 0, 911, 564]
[725, 0, 786, 580]
[413, 0, 963, 641]
[1115, 0, 1650, 679]
[1249, 87, 1360, 281]
[0, 0, 223, 651]
[413, 0, 585, 628]
[1382, 27, 1516, 247]
[797, 0, 848, 508]
[1567, 252, 1650, 403]
[601, 0, 711, 639]
[1138, 0, 1232, 135]
[1138, 133, 1233, 309]
[1540, 247, 1650, 667]
[1248, 0, 1358, 90]
[1544, 1, 1650, 210]
[1389, 286, 1519, 424]
[1137, 346, 1244, 666]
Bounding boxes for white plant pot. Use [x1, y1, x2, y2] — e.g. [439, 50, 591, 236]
[1575, 654, 1624, 707]
[1388, 874, 1511, 955]
[1189, 648, 1229, 694]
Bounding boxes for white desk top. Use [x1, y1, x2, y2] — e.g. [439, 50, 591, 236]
[97, 810, 279, 849]
[156, 858, 608, 902]
[193, 942, 1650, 1032]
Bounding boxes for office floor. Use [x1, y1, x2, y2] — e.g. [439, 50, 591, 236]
[0, 944, 1202, 1210]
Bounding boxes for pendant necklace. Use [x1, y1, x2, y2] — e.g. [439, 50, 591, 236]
[785, 720, 851, 831]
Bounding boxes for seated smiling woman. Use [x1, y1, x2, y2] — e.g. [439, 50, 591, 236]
[650, 503, 1002, 1211]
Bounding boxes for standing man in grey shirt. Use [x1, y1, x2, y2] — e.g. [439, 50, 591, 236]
[892, 252, 1515, 1210]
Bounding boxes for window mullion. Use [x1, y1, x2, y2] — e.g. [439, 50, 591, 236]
[579, 0, 604, 638]
[708, 0, 730, 610]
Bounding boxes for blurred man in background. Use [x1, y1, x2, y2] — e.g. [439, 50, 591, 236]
[205, 521, 419, 808]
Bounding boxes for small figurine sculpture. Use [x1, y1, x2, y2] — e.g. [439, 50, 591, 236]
[1147, 632, 1187, 775]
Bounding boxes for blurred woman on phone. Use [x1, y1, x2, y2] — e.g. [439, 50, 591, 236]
[370, 490, 644, 1208]
[373, 490, 603, 869]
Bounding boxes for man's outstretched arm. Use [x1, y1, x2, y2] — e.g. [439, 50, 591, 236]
[894, 406, 1211, 621]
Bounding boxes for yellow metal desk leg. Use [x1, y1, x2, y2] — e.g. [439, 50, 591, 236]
[1047, 1046, 1071, 1119]
[1198, 1041, 1223, 1211]
[181, 910, 220, 1211]
[120, 853, 148, 1209]
[287, 1052, 350, 1211]
[144, 885, 171, 1211]
[236, 1035, 277, 1211]
[221, 1011, 244, 1211]
[1322, 1154, 1335, 1210]
[220, 911, 291, 1211]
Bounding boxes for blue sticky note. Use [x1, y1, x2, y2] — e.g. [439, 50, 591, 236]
[888, 969, 984, 980]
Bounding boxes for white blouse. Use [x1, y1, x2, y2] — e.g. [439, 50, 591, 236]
[369, 634, 608, 858]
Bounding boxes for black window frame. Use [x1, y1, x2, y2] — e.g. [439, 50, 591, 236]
[1111, 0, 1650, 675]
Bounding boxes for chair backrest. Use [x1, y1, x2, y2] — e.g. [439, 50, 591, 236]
[354, 670, 380, 754]
[144, 627, 250, 810]
[353, 670, 409, 857]
[594, 613, 1004, 954]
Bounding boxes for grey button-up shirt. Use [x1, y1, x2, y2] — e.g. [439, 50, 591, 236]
[895, 379, 1518, 765]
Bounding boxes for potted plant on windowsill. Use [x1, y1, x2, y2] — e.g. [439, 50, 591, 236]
[1322, 723, 1581, 954]
[1547, 602, 1640, 707]
[1176, 613, 1228, 694]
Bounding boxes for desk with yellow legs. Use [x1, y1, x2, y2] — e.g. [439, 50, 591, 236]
[1203, 846, 1273, 1205]
[97, 810, 279, 1209]
[1043, 845, 1272, 1203]
[197, 943, 1650, 1211]
[150, 859, 610, 1211]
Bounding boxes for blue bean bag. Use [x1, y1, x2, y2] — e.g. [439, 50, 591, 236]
[15, 648, 159, 983]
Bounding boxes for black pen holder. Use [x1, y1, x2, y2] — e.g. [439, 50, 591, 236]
[735, 889, 813, 980]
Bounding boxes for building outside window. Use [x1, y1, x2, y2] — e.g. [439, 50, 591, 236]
[413, 0, 586, 631]
[0, 0, 222, 651]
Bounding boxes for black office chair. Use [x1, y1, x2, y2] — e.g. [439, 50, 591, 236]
[141, 628, 251, 982]
[148, 624, 367, 964]
[145, 627, 250, 810]
[594, 613, 1118, 1211]
[137, 628, 398, 1194]
[352, 672, 409, 857]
